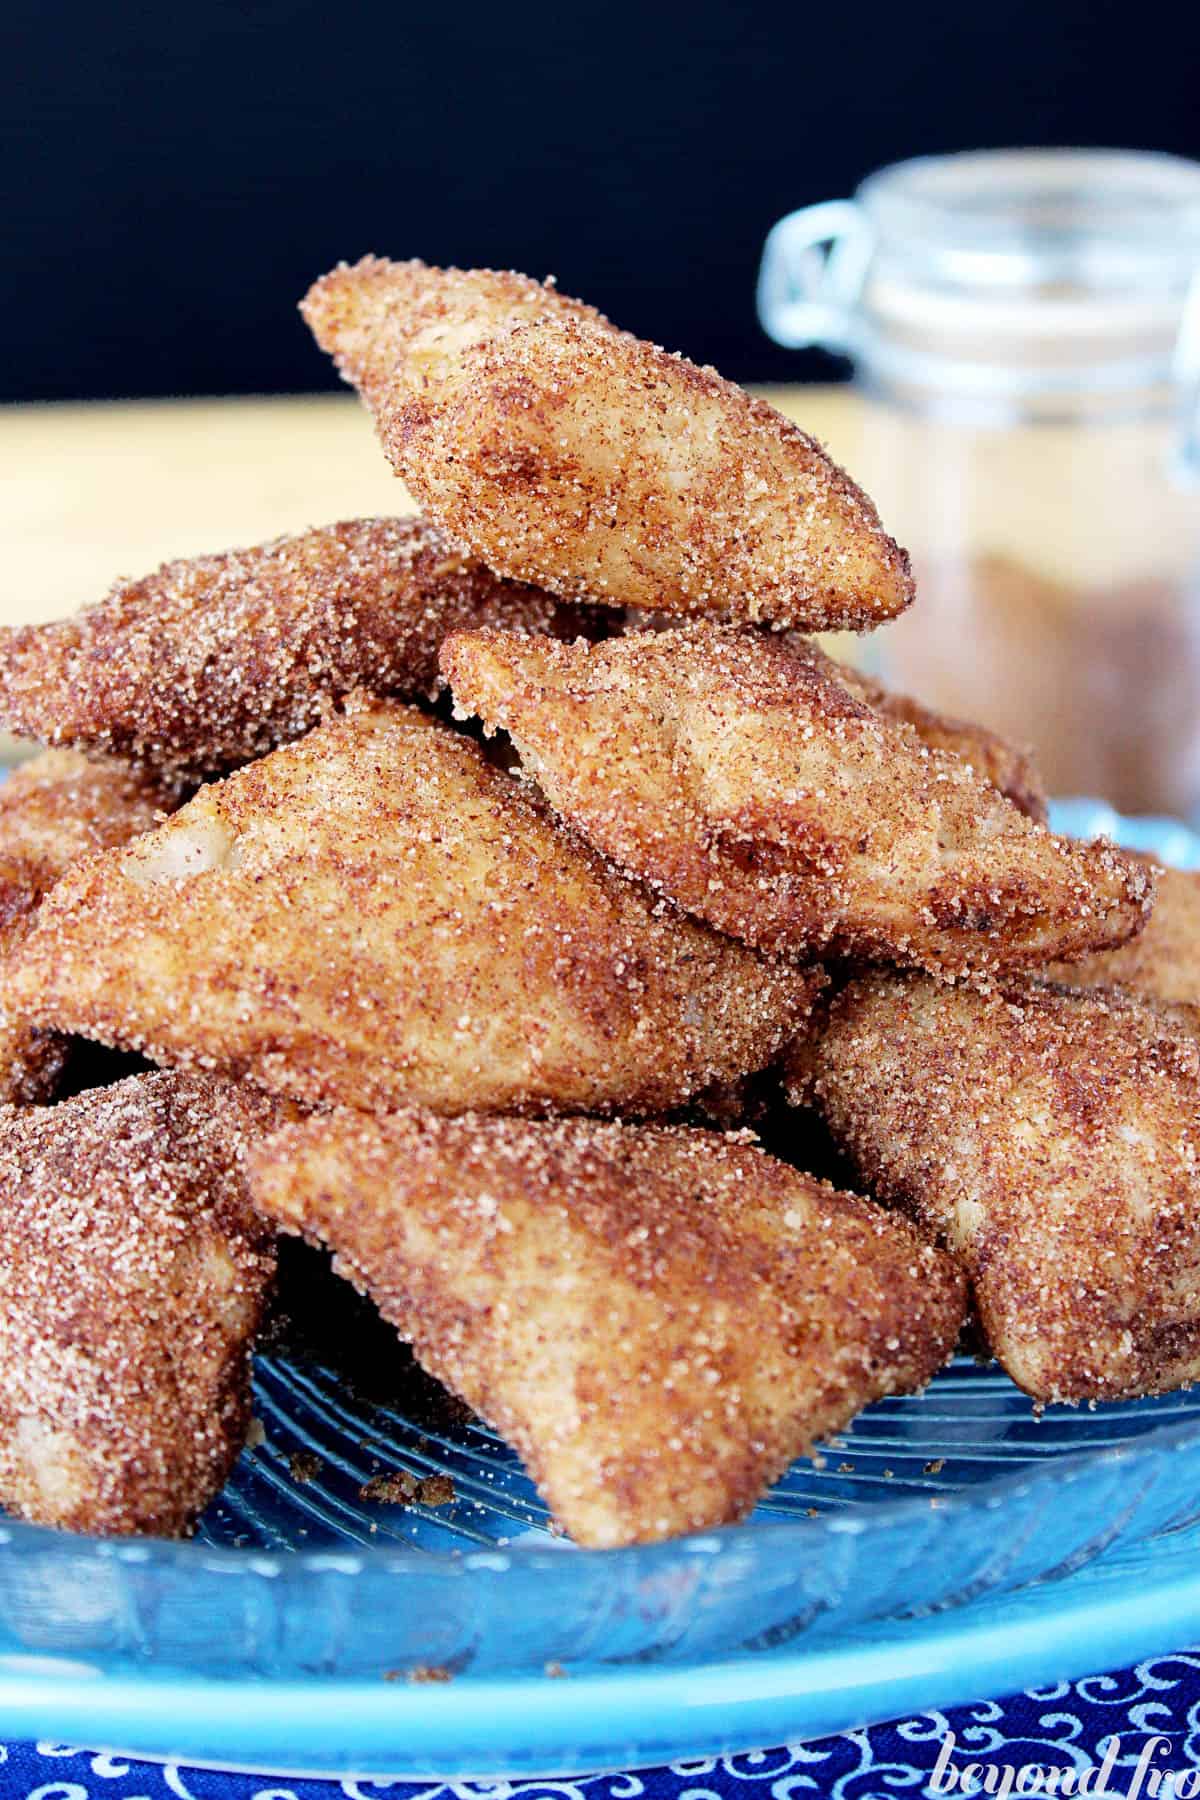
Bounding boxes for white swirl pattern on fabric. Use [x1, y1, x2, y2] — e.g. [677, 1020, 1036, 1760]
[0, 1650, 1198, 1800]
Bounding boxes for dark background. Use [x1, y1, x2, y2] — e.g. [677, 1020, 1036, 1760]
[4, 0, 1199, 402]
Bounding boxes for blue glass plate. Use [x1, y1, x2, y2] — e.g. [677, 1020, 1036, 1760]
[3, 799, 1200, 1776]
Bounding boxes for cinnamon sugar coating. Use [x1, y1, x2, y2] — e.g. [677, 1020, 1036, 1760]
[0, 1007, 62, 1108]
[620, 609, 1048, 822]
[0, 1071, 278, 1536]
[0, 516, 557, 776]
[442, 623, 1151, 975]
[797, 970, 1200, 1403]
[251, 1108, 964, 1547]
[836, 663, 1048, 822]
[301, 258, 914, 632]
[0, 749, 177, 1103]
[5, 696, 815, 1116]
[1045, 855, 1200, 1028]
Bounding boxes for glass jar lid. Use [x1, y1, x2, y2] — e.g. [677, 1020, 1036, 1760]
[860, 149, 1200, 296]
[758, 149, 1200, 441]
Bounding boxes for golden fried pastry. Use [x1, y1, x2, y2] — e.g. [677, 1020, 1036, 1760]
[6, 697, 813, 1116]
[442, 623, 1151, 975]
[1045, 855, 1200, 1026]
[251, 1108, 964, 1546]
[0, 516, 557, 776]
[302, 258, 913, 632]
[0, 747, 175, 896]
[620, 608, 1048, 823]
[836, 663, 1048, 822]
[0, 1009, 62, 1107]
[796, 969, 1200, 1403]
[0, 1071, 277, 1535]
[0, 748, 177, 1103]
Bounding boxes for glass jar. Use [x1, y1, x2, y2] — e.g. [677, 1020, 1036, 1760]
[758, 149, 1200, 818]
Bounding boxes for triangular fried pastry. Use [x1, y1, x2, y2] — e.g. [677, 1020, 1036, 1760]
[301, 258, 913, 632]
[5, 697, 814, 1115]
[0, 1071, 277, 1535]
[0, 749, 177, 1103]
[795, 970, 1200, 1403]
[835, 663, 1048, 822]
[0, 516, 557, 776]
[616, 609, 1048, 820]
[250, 1108, 965, 1547]
[1045, 854, 1200, 1030]
[442, 623, 1152, 975]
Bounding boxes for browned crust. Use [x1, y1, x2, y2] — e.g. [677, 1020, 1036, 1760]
[0, 749, 179, 1104]
[837, 664, 1048, 823]
[0, 1014, 69, 1108]
[441, 623, 1152, 976]
[610, 612, 1049, 822]
[251, 1107, 965, 1546]
[1045, 854, 1200, 1027]
[801, 969, 1200, 1404]
[0, 517, 558, 776]
[0, 748, 176, 897]
[0, 1071, 278, 1535]
[4, 696, 817, 1117]
[301, 258, 914, 632]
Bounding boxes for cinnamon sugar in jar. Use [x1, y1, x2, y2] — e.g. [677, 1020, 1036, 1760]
[759, 150, 1200, 818]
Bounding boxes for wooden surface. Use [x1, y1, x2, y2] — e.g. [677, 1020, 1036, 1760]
[0, 388, 862, 627]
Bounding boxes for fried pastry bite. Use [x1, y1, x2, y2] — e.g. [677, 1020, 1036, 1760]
[5, 697, 813, 1116]
[795, 969, 1200, 1403]
[1045, 855, 1200, 1027]
[616, 610, 1048, 821]
[0, 747, 175, 894]
[0, 516, 558, 776]
[0, 1071, 277, 1535]
[442, 623, 1151, 975]
[0, 1025, 67, 1108]
[836, 664, 1048, 822]
[251, 1108, 964, 1547]
[301, 258, 913, 632]
[0, 748, 177, 1104]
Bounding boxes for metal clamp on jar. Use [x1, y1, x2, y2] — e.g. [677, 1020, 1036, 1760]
[759, 149, 1200, 818]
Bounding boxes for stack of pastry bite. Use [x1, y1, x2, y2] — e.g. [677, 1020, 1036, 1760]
[0, 258, 1193, 1550]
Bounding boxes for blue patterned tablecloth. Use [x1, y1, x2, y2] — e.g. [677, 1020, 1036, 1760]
[4, 1653, 1200, 1800]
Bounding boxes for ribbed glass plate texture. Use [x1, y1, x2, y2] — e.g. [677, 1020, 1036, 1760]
[2, 797, 1200, 1772]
